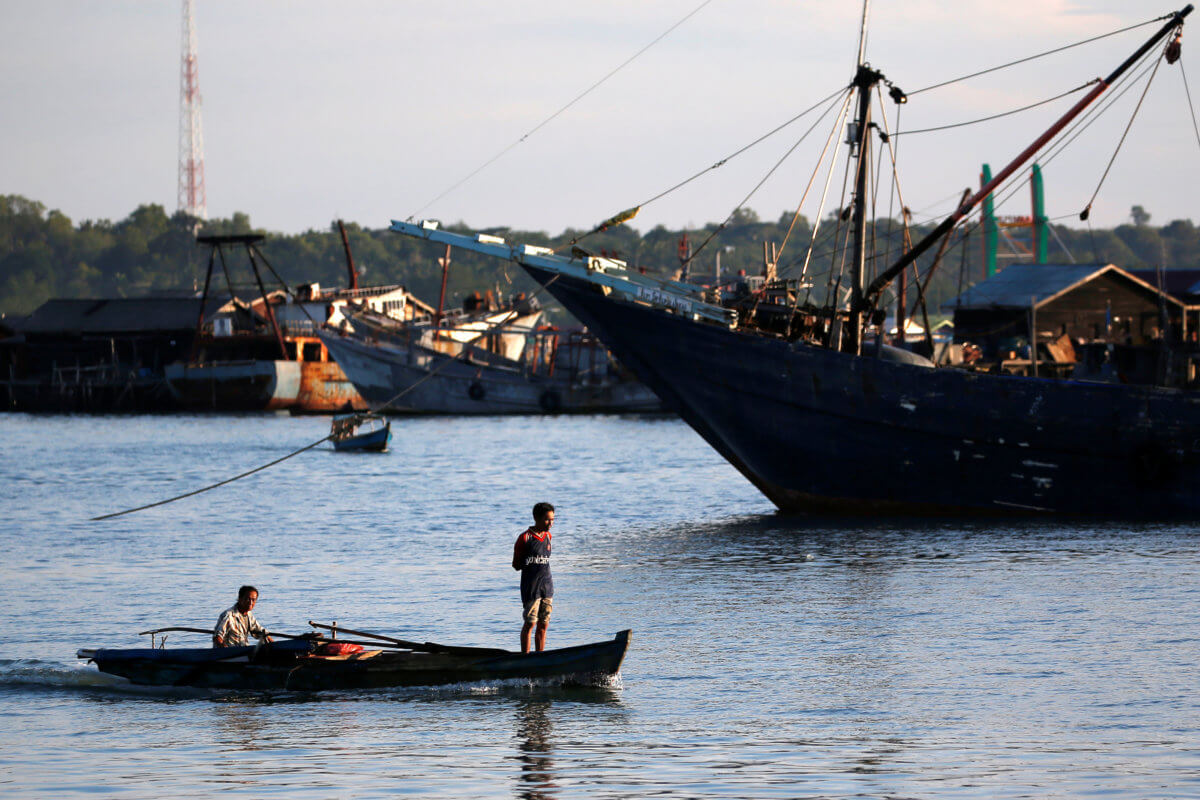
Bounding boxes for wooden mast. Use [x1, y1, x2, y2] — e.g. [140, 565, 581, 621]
[848, 63, 880, 354]
[434, 244, 451, 337]
[337, 220, 359, 290]
[847, 0, 877, 354]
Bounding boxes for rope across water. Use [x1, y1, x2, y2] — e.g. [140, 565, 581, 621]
[90, 275, 560, 522]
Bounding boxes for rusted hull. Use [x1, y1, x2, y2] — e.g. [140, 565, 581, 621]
[164, 360, 301, 411]
[295, 361, 369, 413]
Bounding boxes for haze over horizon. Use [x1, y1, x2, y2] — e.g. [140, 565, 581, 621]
[3, 1, 1197, 236]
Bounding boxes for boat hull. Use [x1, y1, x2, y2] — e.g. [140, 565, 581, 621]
[82, 631, 631, 691]
[164, 360, 301, 411]
[333, 422, 391, 452]
[319, 331, 661, 415]
[523, 265, 1200, 516]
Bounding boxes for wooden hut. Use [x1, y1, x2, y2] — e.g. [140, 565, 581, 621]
[944, 263, 1186, 381]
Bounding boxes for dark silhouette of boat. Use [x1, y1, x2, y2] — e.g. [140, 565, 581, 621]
[388, 6, 1200, 515]
[77, 629, 630, 690]
[330, 414, 391, 451]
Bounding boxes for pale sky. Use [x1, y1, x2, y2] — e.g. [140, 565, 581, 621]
[2, 1, 1196, 235]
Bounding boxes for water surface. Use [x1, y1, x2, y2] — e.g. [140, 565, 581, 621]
[0, 414, 1197, 798]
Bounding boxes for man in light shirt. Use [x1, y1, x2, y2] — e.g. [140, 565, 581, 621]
[213, 585, 272, 648]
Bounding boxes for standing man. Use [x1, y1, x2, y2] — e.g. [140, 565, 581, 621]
[213, 585, 272, 648]
[512, 502, 555, 653]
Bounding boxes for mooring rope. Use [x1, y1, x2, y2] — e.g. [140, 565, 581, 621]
[89, 437, 335, 521]
[90, 275, 559, 521]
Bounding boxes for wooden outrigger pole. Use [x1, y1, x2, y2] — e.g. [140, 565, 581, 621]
[855, 4, 1194, 316]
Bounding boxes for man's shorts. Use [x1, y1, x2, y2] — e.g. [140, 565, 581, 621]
[523, 596, 553, 624]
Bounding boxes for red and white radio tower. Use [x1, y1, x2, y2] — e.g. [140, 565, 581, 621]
[177, 0, 207, 220]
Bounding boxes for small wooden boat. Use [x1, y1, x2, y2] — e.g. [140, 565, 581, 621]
[330, 414, 391, 452]
[76, 625, 630, 691]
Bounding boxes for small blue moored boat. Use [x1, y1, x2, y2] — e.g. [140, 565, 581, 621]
[331, 414, 391, 452]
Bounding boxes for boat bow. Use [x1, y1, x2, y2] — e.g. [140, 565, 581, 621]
[389, 220, 736, 328]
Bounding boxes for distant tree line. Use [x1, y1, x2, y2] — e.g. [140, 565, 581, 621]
[2, 192, 1196, 321]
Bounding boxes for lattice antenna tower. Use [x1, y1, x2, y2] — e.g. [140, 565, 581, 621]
[177, 0, 207, 220]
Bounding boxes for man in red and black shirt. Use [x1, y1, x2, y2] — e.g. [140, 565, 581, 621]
[512, 502, 555, 653]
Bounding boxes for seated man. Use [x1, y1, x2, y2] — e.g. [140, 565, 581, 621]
[213, 585, 272, 648]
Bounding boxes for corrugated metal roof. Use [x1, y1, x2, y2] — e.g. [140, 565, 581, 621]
[941, 263, 1180, 311]
[15, 296, 224, 335]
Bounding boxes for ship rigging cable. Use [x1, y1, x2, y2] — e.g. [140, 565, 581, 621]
[635, 85, 850, 210]
[983, 44, 1164, 222]
[584, 16, 1172, 255]
[874, 84, 934, 310]
[893, 81, 1098, 138]
[556, 82, 851, 254]
[908, 15, 1170, 96]
[683, 89, 854, 268]
[775, 91, 856, 270]
[1044, 47, 1161, 161]
[775, 60, 1121, 302]
[1082, 36, 1171, 219]
[798, 112, 851, 290]
[1180, 53, 1200, 151]
[710, 25, 1171, 304]
[868, 39, 1163, 251]
[405, 0, 716, 221]
[876, 86, 905, 277]
[822, 146, 859, 312]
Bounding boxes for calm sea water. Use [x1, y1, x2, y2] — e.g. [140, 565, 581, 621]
[0, 413, 1197, 798]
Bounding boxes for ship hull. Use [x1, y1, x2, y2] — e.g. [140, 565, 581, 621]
[319, 331, 661, 415]
[523, 265, 1200, 516]
[296, 360, 369, 413]
[164, 360, 301, 411]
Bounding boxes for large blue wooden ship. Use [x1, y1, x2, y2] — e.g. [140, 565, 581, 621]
[389, 6, 1200, 515]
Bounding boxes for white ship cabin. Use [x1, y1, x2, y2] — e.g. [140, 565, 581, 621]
[250, 284, 436, 335]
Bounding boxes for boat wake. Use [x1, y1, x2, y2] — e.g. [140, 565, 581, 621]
[0, 658, 127, 690]
[433, 670, 624, 694]
[0, 658, 215, 699]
